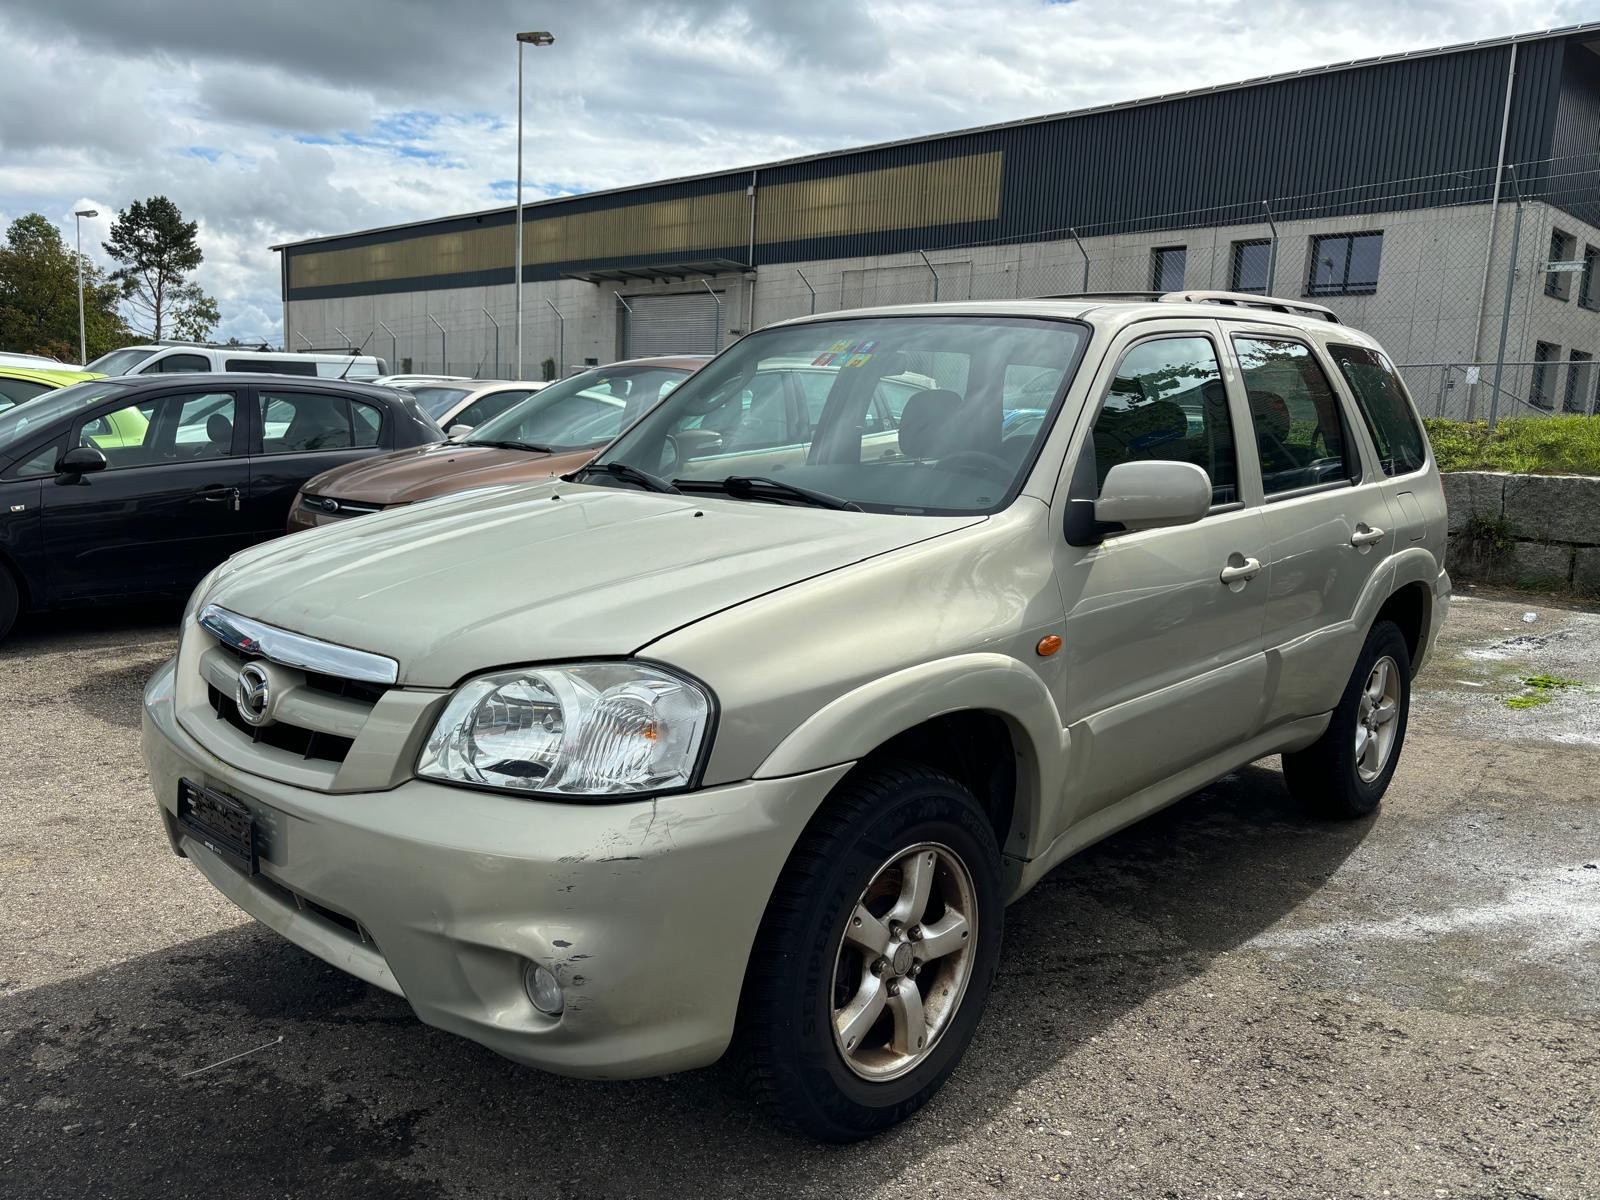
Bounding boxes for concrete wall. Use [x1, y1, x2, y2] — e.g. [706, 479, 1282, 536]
[283, 200, 1600, 404]
[1442, 470, 1600, 592]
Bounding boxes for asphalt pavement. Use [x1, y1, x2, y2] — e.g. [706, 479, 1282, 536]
[1, 587, 1596, 1199]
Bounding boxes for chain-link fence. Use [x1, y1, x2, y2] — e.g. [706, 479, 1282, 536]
[294, 155, 1600, 422]
[752, 156, 1600, 423]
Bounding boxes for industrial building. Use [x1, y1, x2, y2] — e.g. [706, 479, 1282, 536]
[276, 23, 1600, 416]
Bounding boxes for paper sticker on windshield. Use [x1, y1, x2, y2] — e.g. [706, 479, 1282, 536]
[844, 353, 872, 368]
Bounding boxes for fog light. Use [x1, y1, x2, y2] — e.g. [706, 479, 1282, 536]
[523, 961, 564, 1016]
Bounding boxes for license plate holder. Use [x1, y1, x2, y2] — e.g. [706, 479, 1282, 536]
[177, 779, 257, 875]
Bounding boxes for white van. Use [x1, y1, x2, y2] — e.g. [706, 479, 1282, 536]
[84, 344, 387, 380]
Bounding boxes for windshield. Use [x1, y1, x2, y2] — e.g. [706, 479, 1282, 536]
[405, 385, 474, 418]
[0, 380, 130, 456]
[466, 364, 691, 450]
[83, 347, 157, 375]
[589, 317, 1086, 514]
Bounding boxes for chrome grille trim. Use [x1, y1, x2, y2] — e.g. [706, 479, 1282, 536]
[199, 604, 400, 686]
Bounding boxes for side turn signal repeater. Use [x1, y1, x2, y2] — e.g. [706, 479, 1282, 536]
[1036, 634, 1063, 657]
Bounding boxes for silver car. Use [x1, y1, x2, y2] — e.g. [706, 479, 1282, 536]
[141, 291, 1449, 1140]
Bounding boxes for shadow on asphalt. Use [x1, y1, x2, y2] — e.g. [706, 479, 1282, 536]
[1, 766, 1371, 1198]
[4, 599, 180, 651]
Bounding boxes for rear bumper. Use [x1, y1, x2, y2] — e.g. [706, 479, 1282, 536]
[141, 656, 848, 1078]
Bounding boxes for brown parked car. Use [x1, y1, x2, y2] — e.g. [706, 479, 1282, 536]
[288, 356, 706, 530]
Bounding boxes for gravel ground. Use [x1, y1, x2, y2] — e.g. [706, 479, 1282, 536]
[1, 586, 1597, 1199]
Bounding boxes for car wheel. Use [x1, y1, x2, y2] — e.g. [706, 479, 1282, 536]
[1282, 619, 1412, 818]
[0, 564, 18, 643]
[738, 762, 1003, 1141]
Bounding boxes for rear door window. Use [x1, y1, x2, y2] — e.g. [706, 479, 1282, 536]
[141, 353, 210, 374]
[1232, 336, 1358, 496]
[259, 390, 371, 453]
[1326, 344, 1429, 476]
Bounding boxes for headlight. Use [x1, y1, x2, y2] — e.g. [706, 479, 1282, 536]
[182, 568, 220, 628]
[417, 662, 712, 797]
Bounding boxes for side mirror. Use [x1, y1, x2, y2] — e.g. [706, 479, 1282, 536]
[1093, 460, 1211, 532]
[447, 424, 473, 440]
[57, 445, 108, 478]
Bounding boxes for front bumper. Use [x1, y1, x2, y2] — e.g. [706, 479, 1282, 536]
[141, 657, 848, 1079]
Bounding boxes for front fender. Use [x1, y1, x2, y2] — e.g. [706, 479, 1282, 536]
[754, 653, 1067, 860]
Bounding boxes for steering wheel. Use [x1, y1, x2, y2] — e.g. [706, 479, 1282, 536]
[937, 450, 1011, 477]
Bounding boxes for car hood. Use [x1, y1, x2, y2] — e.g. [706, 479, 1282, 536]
[303, 442, 599, 506]
[207, 482, 985, 687]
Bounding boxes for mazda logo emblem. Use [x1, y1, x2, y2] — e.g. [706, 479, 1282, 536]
[235, 662, 273, 727]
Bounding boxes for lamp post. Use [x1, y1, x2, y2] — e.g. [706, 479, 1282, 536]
[514, 30, 555, 380]
[73, 208, 98, 365]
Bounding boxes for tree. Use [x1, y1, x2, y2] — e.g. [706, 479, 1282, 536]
[103, 196, 220, 341]
[0, 213, 129, 361]
[170, 283, 220, 342]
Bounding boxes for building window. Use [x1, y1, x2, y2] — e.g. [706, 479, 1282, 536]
[1231, 240, 1272, 295]
[1564, 350, 1591, 413]
[1581, 246, 1600, 311]
[1531, 341, 1559, 409]
[1151, 246, 1186, 292]
[1307, 231, 1383, 296]
[1546, 229, 1577, 300]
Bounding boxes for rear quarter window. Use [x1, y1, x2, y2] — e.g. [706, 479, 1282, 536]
[1327, 344, 1428, 476]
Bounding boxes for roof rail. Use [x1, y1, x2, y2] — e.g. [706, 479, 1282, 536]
[1040, 291, 1166, 302]
[1157, 290, 1341, 323]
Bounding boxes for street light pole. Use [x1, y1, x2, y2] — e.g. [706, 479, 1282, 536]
[73, 208, 98, 365]
[514, 30, 554, 381]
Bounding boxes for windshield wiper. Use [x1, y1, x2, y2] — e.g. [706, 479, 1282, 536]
[570, 460, 682, 494]
[469, 438, 556, 452]
[688, 475, 862, 511]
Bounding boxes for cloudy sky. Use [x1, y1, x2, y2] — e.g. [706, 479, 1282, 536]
[1, 0, 1595, 347]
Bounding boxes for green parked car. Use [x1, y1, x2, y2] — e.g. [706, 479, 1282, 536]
[0, 366, 107, 415]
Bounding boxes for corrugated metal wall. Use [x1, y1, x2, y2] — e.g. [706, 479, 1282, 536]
[284, 34, 1598, 302]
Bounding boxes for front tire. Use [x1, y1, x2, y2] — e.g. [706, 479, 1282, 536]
[1283, 618, 1411, 818]
[738, 763, 1004, 1141]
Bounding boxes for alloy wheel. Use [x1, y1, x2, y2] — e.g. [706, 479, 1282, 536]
[1355, 654, 1402, 783]
[830, 842, 978, 1082]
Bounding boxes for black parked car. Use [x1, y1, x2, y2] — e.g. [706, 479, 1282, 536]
[0, 374, 443, 640]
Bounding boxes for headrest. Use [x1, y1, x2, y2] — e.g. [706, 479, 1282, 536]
[206, 413, 232, 446]
[1097, 399, 1188, 453]
[897, 388, 963, 459]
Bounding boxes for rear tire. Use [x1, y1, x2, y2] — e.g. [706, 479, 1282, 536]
[0, 565, 18, 644]
[737, 762, 1003, 1141]
[1283, 618, 1411, 818]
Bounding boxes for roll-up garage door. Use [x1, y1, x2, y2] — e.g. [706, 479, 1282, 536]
[621, 292, 720, 358]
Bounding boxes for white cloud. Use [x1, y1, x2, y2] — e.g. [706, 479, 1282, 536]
[0, 0, 1592, 345]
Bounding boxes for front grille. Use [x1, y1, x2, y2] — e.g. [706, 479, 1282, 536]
[215, 641, 390, 706]
[300, 494, 383, 518]
[208, 684, 355, 764]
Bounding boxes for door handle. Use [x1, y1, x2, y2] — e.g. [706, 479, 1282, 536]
[1219, 556, 1263, 584]
[195, 485, 241, 512]
[1350, 524, 1386, 547]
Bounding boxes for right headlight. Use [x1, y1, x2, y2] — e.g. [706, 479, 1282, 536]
[416, 661, 712, 798]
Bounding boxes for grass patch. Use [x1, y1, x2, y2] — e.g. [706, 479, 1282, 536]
[1425, 415, 1600, 475]
[1523, 674, 1582, 690]
[1504, 693, 1553, 709]
[1503, 675, 1584, 709]
[1459, 513, 1517, 561]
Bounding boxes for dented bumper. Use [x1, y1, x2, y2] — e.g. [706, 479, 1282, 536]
[141, 657, 848, 1079]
